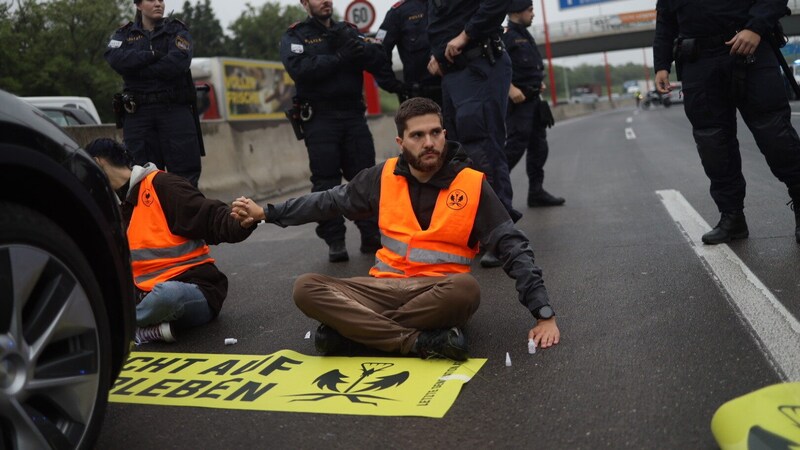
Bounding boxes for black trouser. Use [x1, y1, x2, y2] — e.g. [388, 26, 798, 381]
[123, 103, 202, 187]
[504, 97, 549, 197]
[681, 42, 800, 212]
[302, 108, 378, 244]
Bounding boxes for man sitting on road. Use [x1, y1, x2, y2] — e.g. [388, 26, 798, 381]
[86, 138, 255, 344]
[231, 98, 560, 360]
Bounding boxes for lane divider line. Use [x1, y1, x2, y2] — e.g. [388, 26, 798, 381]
[626, 117, 633, 123]
[656, 189, 800, 381]
[625, 127, 636, 140]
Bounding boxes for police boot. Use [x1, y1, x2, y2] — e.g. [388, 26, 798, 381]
[701, 211, 749, 245]
[788, 185, 800, 244]
[528, 189, 565, 207]
[328, 240, 349, 263]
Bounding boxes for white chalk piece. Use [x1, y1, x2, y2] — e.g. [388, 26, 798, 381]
[505, 352, 512, 367]
[304, 331, 311, 339]
[528, 338, 537, 354]
[224, 338, 238, 345]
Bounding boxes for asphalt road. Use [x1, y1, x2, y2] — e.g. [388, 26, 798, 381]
[96, 102, 799, 449]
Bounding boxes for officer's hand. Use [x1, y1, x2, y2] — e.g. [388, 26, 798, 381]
[528, 317, 560, 349]
[655, 70, 671, 94]
[726, 29, 761, 56]
[231, 197, 265, 228]
[337, 39, 366, 63]
[445, 31, 469, 63]
[427, 56, 443, 77]
[509, 84, 526, 104]
[540, 82, 547, 92]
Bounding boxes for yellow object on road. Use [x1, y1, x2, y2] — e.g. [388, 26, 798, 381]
[711, 382, 800, 449]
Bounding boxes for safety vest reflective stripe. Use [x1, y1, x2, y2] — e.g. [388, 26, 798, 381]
[408, 247, 473, 265]
[370, 259, 405, 275]
[381, 232, 407, 256]
[130, 239, 206, 262]
[134, 252, 214, 284]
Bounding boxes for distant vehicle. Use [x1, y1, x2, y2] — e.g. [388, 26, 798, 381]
[21, 96, 102, 124]
[39, 105, 99, 126]
[571, 93, 600, 104]
[666, 82, 683, 104]
[641, 89, 671, 109]
[0, 89, 136, 449]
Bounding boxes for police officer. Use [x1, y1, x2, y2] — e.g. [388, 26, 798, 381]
[654, 0, 800, 245]
[105, 0, 202, 188]
[427, 0, 519, 225]
[373, 0, 442, 106]
[280, 0, 390, 262]
[503, 0, 564, 208]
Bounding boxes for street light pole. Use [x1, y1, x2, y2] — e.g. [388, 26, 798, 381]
[540, 0, 558, 106]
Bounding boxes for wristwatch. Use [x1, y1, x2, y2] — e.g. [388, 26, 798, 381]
[533, 305, 555, 320]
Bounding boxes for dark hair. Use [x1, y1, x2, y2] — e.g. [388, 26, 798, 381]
[85, 138, 133, 168]
[394, 97, 443, 137]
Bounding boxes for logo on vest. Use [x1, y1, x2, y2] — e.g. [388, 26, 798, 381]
[446, 189, 468, 210]
[286, 362, 409, 405]
[141, 188, 155, 207]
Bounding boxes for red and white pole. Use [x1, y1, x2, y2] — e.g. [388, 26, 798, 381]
[540, 0, 558, 106]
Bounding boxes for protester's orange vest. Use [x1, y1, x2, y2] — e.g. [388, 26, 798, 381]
[369, 157, 482, 278]
[128, 171, 214, 291]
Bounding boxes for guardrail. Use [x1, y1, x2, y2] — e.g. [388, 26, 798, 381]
[531, 2, 800, 44]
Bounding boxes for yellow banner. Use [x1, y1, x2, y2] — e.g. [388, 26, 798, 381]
[109, 350, 486, 418]
[222, 59, 294, 120]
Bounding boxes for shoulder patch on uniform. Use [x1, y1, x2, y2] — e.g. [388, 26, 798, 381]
[108, 39, 123, 48]
[391, 0, 406, 9]
[175, 35, 190, 51]
[375, 29, 387, 42]
[290, 43, 304, 54]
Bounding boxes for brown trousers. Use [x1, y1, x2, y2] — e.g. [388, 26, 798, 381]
[293, 273, 481, 354]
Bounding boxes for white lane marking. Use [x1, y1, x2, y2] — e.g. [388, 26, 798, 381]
[626, 117, 633, 123]
[625, 127, 636, 140]
[633, 109, 640, 115]
[792, 112, 800, 116]
[656, 189, 800, 381]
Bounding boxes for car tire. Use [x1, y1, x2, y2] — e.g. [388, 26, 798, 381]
[0, 201, 112, 450]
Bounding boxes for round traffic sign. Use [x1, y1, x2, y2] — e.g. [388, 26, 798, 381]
[345, 0, 376, 33]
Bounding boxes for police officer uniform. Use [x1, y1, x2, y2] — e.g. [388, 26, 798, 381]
[654, 0, 800, 244]
[502, 0, 564, 207]
[428, 0, 521, 223]
[374, 0, 442, 105]
[105, 16, 202, 187]
[279, 17, 388, 261]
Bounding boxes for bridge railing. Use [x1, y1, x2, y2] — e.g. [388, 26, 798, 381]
[531, 1, 800, 44]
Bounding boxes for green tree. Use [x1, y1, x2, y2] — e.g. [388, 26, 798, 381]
[176, 0, 229, 56]
[227, 2, 307, 60]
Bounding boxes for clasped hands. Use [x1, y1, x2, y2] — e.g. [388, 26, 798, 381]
[230, 197, 265, 228]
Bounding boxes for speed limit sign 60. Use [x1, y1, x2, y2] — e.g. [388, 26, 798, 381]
[345, 0, 376, 33]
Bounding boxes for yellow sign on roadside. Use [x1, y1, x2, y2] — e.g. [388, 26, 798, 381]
[109, 350, 486, 418]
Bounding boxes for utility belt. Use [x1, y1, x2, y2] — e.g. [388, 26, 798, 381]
[284, 97, 365, 141]
[452, 35, 505, 70]
[673, 32, 737, 80]
[518, 85, 541, 102]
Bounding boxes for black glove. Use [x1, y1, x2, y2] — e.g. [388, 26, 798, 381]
[337, 39, 365, 63]
[538, 99, 555, 128]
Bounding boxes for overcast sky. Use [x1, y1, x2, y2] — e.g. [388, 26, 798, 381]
[194, 0, 656, 66]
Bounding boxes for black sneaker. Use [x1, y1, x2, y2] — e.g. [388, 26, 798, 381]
[415, 327, 469, 361]
[328, 240, 349, 262]
[528, 190, 565, 207]
[702, 211, 749, 245]
[314, 323, 361, 355]
[360, 233, 382, 254]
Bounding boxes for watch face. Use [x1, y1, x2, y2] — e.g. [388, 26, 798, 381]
[536, 305, 554, 319]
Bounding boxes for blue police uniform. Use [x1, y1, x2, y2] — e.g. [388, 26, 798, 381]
[503, 16, 564, 207]
[105, 18, 202, 187]
[374, 0, 442, 105]
[654, 0, 800, 243]
[279, 17, 388, 260]
[428, 0, 521, 222]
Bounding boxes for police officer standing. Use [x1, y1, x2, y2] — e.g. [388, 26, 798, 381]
[654, 0, 800, 245]
[427, 0, 519, 225]
[373, 0, 442, 106]
[105, 0, 202, 188]
[503, 0, 564, 208]
[280, 0, 389, 262]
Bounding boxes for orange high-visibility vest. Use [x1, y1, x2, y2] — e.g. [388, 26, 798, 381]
[128, 171, 214, 291]
[370, 157, 482, 278]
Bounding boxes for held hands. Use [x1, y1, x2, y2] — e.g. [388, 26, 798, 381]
[655, 70, 671, 95]
[230, 197, 265, 228]
[445, 31, 469, 63]
[725, 29, 760, 56]
[528, 317, 560, 349]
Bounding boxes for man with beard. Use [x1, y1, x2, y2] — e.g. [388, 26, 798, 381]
[230, 98, 560, 361]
